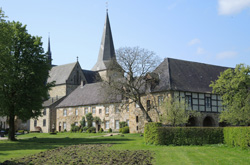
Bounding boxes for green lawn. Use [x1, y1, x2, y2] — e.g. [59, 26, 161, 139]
[0, 133, 250, 164]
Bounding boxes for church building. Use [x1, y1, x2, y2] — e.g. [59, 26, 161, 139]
[28, 11, 229, 133]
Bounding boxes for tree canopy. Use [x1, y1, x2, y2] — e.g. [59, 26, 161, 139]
[160, 96, 200, 126]
[0, 11, 53, 140]
[210, 64, 250, 125]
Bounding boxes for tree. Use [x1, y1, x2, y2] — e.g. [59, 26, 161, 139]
[80, 116, 86, 127]
[93, 116, 101, 132]
[210, 64, 250, 125]
[104, 46, 160, 122]
[160, 96, 200, 126]
[0, 11, 53, 140]
[86, 113, 94, 128]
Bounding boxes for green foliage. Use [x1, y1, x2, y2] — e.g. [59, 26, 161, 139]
[224, 127, 250, 149]
[119, 121, 128, 129]
[17, 130, 24, 134]
[82, 127, 88, 132]
[0, 10, 54, 140]
[80, 116, 86, 127]
[70, 124, 80, 133]
[210, 64, 250, 125]
[121, 126, 130, 134]
[144, 123, 163, 145]
[144, 123, 224, 145]
[87, 127, 96, 133]
[86, 113, 93, 128]
[64, 129, 67, 132]
[93, 116, 101, 124]
[99, 128, 104, 133]
[108, 128, 112, 133]
[160, 96, 200, 126]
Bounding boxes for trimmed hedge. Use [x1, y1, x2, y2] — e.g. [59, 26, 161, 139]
[144, 123, 224, 145]
[224, 127, 250, 149]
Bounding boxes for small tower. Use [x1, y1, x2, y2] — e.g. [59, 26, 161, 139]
[92, 11, 122, 81]
[47, 36, 52, 65]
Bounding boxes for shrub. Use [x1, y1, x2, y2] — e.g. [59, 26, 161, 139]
[99, 128, 104, 133]
[70, 124, 80, 133]
[119, 121, 128, 129]
[17, 130, 24, 134]
[119, 128, 123, 133]
[144, 123, 224, 145]
[64, 129, 67, 132]
[121, 126, 129, 134]
[87, 127, 96, 133]
[86, 113, 94, 128]
[82, 127, 88, 132]
[79, 128, 83, 133]
[224, 127, 250, 149]
[108, 128, 112, 133]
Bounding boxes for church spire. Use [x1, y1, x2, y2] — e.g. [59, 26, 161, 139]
[92, 11, 116, 71]
[47, 36, 52, 65]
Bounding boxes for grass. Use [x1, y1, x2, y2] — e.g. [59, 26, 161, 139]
[1, 133, 250, 164]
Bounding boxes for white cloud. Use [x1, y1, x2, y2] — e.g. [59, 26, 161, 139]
[216, 51, 238, 59]
[196, 47, 205, 55]
[218, 0, 250, 15]
[188, 38, 200, 46]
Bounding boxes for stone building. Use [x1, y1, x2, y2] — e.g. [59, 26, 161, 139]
[9, 11, 230, 133]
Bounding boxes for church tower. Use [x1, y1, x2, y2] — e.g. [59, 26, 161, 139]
[47, 36, 52, 65]
[92, 11, 122, 81]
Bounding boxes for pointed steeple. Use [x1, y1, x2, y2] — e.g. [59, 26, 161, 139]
[47, 36, 52, 65]
[92, 12, 116, 71]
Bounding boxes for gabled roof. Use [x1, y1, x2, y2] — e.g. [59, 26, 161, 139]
[92, 12, 116, 71]
[56, 82, 121, 108]
[42, 96, 65, 107]
[153, 58, 229, 93]
[82, 69, 101, 83]
[47, 62, 77, 85]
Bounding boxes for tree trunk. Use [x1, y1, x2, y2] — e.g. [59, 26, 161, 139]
[8, 113, 16, 141]
[138, 99, 152, 122]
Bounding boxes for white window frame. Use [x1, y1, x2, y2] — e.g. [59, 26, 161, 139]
[85, 108, 88, 115]
[75, 109, 78, 116]
[105, 121, 109, 129]
[63, 109, 67, 116]
[115, 120, 119, 129]
[105, 107, 109, 114]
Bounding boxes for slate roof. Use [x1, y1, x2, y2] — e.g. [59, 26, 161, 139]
[47, 62, 77, 85]
[82, 70, 101, 83]
[42, 96, 65, 107]
[56, 82, 121, 108]
[153, 58, 229, 93]
[92, 12, 116, 71]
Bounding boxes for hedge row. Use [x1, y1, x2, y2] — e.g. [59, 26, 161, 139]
[224, 127, 250, 149]
[144, 123, 224, 145]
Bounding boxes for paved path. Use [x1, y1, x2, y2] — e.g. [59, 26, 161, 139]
[88, 133, 120, 138]
[0, 137, 7, 140]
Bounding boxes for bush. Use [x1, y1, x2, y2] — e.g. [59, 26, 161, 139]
[17, 130, 24, 134]
[82, 127, 88, 132]
[99, 128, 104, 133]
[87, 127, 96, 133]
[119, 122, 128, 129]
[64, 129, 67, 132]
[108, 128, 112, 133]
[144, 123, 224, 145]
[224, 127, 250, 149]
[121, 126, 129, 134]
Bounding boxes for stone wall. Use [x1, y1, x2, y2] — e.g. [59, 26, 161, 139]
[30, 108, 50, 133]
[49, 85, 67, 98]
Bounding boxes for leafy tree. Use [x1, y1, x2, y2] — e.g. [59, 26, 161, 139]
[93, 116, 101, 132]
[160, 96, 200, 126]
[0, 10, 53, 140]
[80, 116, 86, 127]
[104, 46, 160, 122]
[86, 113, 93, 128]
[210, 64, 250, 125]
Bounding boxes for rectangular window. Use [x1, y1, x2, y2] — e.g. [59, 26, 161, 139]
[92, 107, 96, 114]
[63, 122, 66, 130]
[158, 96, 163, 106]
[185, 95, 192, 106]
[75, 122, 78, 126]
[43, 108, 46, 116]
[75, 109, 78, 116]
[105, 107, 109, 114]
[34, 120, 37, 127]
[63, 109, 67, 116]
[43, 119, 46, 127]
[99, 109, 102, 114]
[115, 106, 119, 113]
[136, 116, 139, 123]
[126, 106, 129, 112]
[147, 100, 151, 111]
[105, 121, 109, 129]
[92, 121, 96, 127]
[205, 97, 211, 108]
[85, 108, 88, 115]
[115, 120, 119, 129]
[126, 120, 129, 127]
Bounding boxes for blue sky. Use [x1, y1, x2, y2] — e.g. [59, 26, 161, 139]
[1, 0, 250, 69]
